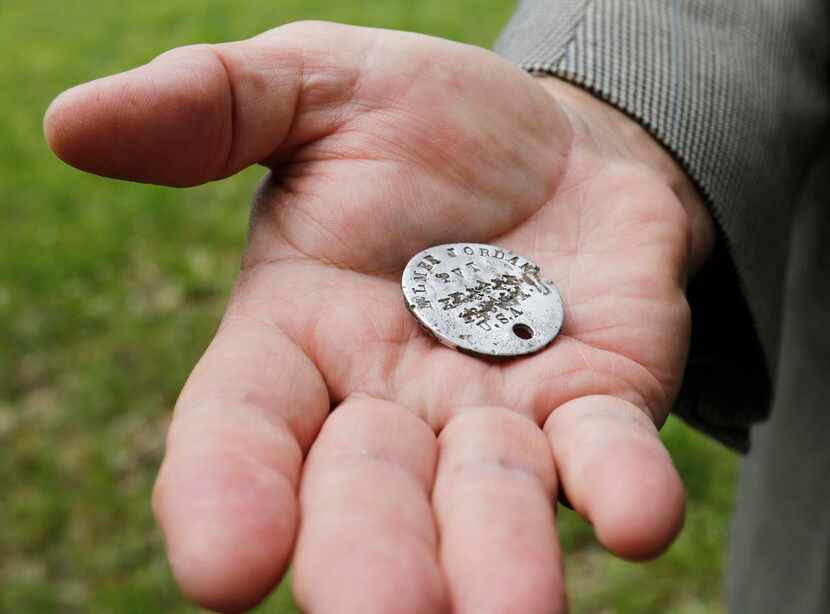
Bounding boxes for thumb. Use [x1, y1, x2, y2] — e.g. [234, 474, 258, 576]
[43, 21, 368, 187]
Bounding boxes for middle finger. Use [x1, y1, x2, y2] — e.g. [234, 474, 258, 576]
[292, 397, 447, 613]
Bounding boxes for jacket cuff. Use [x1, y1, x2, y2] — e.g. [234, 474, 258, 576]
[495, 0, 830, 451]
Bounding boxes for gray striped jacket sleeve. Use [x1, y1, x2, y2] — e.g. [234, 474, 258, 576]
[495, 1, 830, 451]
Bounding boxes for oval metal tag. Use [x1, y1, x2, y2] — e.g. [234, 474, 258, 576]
[401, 243, 564, 357]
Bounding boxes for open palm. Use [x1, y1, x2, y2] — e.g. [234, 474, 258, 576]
[46, 21, 713, 614]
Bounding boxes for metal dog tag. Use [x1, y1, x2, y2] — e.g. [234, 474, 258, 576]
[401, 243, 564, 357]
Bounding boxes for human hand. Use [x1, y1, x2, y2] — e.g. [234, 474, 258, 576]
[45, 21, 715, 613]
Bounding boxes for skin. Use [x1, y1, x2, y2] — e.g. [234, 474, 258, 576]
[44, 21, 715, 614]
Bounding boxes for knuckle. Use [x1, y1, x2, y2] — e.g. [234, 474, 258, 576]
[438, 406, 555, 490]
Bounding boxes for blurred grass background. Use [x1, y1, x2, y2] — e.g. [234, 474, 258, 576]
[0, 1, 737, 612]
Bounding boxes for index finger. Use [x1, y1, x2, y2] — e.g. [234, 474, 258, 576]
[153, 308, 329, 612]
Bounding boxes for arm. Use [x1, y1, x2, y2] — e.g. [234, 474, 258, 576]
[497, 0, 830, 450]
[42, 3, 827, 611]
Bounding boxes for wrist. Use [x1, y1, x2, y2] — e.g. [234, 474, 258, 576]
[536, 77, 716, 276]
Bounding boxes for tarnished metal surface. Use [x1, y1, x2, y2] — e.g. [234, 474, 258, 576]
[401, 243, 564, 357]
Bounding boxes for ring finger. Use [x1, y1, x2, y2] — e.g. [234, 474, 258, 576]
[433, 407, 565, 614]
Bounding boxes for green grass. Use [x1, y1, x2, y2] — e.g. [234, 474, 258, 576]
[0, 1, 737, 612]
